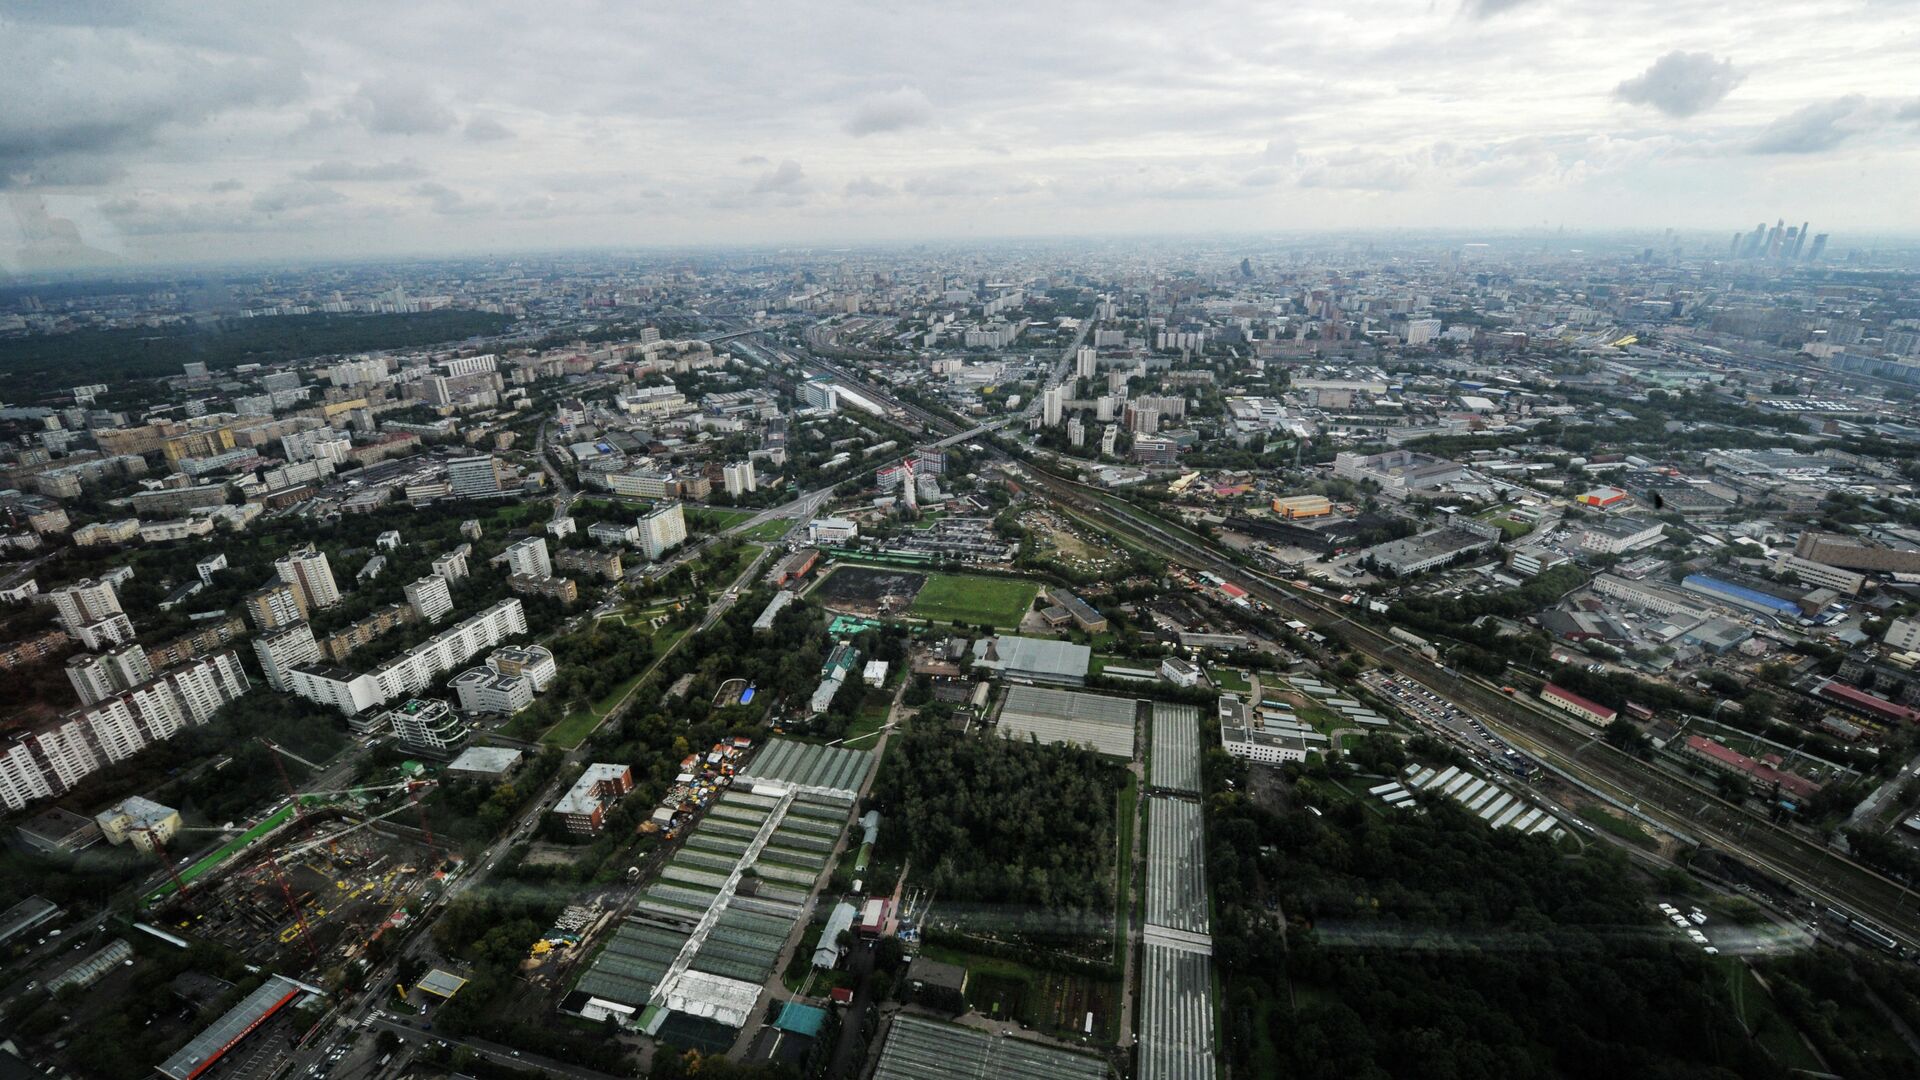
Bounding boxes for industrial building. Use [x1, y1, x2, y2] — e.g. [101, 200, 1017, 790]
[554, 763, 635, 833]
[1216, 694, 1312, 764]
[996, 685, 1137, 758]
[969, 634, 1091, 685]
[1538, 683, 1618, 727]
[157, 975, 326, 1080]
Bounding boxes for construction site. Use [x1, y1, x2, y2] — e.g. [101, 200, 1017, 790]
[141, 745, 454, 975]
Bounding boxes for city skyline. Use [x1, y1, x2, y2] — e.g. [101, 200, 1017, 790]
[6, 0, 1920, 268]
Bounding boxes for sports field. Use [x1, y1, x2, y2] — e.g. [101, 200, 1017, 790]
[906, 573, 1038, 627]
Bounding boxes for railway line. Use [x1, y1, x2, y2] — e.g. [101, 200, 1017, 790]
[1010, 458, 1920, 948]
[787, 336, 1920, 946]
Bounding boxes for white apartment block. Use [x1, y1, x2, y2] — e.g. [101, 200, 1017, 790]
[724, 461, 756, 496]
[404, 574, 454, 623]
[503, 536, 552, 579]
[0, 651, 249, 811]
[276, 546, 341, 609]
[639, 502, 687, 560]
[431, 543, 471, 581]
[253, 622, 321, 691]
[289, 599, 527, 716]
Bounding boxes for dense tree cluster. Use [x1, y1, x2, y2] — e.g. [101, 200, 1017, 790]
[1208, 790, 1790, 1080]
[873, 732, 1124, 919]
[0, 310, 511, 396]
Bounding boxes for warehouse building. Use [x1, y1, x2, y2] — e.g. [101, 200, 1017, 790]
[1538, 683, 1617, 727]
[158, 975, 326, 1080]
[970, 634, 1091, 685]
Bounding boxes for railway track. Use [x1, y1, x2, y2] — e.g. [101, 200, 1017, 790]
[791, 337, 1920, 946]
[1011, 458, 1920, 948]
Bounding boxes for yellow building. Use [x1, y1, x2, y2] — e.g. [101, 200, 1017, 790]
[1272, 494, 1332, 519]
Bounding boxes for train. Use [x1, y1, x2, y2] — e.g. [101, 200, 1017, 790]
[1823, 906, 1902, 955]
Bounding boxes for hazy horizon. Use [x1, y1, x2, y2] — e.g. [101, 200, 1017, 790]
[6, 0, 1919, 270]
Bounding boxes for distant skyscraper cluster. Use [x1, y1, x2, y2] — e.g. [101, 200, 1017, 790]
[1730, 219, 1827, 262]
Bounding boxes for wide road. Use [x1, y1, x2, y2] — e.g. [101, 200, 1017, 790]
[1008, 453, 1920, 949]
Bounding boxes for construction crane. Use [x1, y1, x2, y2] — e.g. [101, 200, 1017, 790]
[272, 794, 431, 865]
[260, 738, 326, 773]
[133, 824, 192, 902]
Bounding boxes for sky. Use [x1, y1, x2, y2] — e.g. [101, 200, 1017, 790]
[3, 0, 1919, 268]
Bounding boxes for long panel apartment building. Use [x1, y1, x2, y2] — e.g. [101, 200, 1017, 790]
[0, 651, 250, 810]
[288, 599, 528, 716]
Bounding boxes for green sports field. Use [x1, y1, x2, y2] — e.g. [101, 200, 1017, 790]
[906, 573, 1038, 627]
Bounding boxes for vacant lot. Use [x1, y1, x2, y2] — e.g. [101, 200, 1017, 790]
[908, 573, 1038, 627]
[812, 565, 927, 616]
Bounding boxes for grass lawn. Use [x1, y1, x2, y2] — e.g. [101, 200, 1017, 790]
[541, 708, 608, 750]
[688, 507, 759, 531]
[1723, 959, 1823, 1072]
[741, 519, 792, 542]
[907, 573, 1038, 627]
[1208, 666, 1252, 693]
[1584, 806, 1659, 850]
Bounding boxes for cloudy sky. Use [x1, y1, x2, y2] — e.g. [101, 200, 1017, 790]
[3, 0, 1918, 267]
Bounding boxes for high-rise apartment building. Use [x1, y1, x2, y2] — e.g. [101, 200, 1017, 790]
[1042, 385, 1065, 427]
[243, 581, 309, 632]
[253, 623, 320, 692]
[48, 578, 135, 649]
[49, 578, 122, 629]
[639, 502, 687, 560]
[275, 545, 341, 610]
[404, 575, 454, 623]
[66, 643, 153, 706]
[503, 536, 552, 579]
[724, 461, 756, 496]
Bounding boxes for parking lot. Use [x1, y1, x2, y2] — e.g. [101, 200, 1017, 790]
[1362, 670, 1537, 777]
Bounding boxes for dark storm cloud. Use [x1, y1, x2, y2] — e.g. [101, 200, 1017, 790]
[1614, 51, 1743, 117]
[1751, 96, 1867, 154]
[0, 18, 303, 187]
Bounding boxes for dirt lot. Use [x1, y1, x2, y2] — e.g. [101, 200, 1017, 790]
[811, 565, 926, 616]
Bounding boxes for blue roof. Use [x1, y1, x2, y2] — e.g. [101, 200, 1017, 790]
[775, 1001, 828, 1038]
[1682, 574, 1799, 614]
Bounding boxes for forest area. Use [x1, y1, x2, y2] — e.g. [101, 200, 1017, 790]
[1206, 777, 1836, 1080]
[0, 309, 511, 396]
[872, 731, 1124, 929]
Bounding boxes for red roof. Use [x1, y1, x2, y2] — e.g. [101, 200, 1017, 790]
[1540, 683, 1618, 722]
[1818, 680, 1920, 724]
[1220, 583, 1248, 599]
[1683, 736, 1820, 800]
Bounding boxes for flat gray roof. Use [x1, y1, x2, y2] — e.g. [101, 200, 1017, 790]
[873, 1013, 1107, 1080]
[999, 685, 1137, 758]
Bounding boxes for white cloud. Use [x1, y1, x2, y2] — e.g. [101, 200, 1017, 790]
[843, 86, 935, 137]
